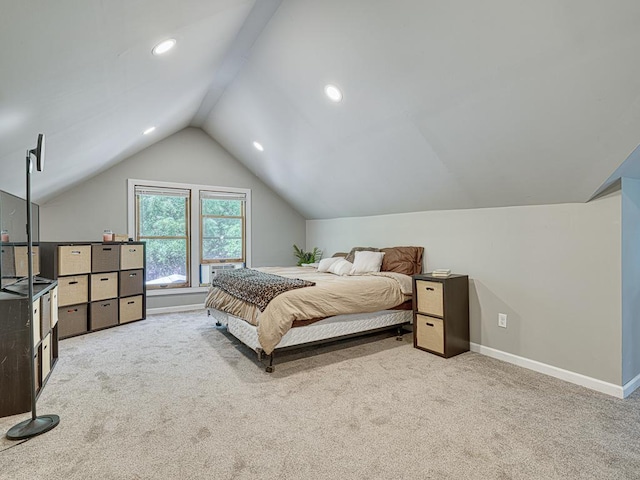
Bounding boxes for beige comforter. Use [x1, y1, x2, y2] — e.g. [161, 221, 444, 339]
[205, 266, 412, 354]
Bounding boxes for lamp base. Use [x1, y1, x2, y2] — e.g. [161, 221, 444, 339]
[6, 415, 60, 440]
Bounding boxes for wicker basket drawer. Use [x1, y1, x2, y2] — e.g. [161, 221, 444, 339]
[58, 245, 91, 276]
[90, 300, 118, 330]
[14, 246, 40, 277]
[119, 269, 143, 297]
[92, 244, 120, 273]
[41, 334, 51, 381]
[416, 280, 444, 317]
[120, 295, 143, 324]
[58, 304, 88, 338]
[41, 291, 51, 335]
[58, 275, 89, 307]
[120, 244, 144, 270]
[32, 298, 41, 346]
[50, 287, 59, 328]
[415, 314, 444, 354]
[91, 272, 118, 301]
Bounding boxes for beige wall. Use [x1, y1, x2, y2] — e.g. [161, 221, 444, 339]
[40, 127, 306, 308]
[307, 193, 622, 385]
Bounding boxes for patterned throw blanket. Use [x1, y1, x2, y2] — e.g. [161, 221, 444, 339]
[211, 268, 315, 312]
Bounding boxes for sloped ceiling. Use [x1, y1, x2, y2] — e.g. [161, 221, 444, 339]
[2, 0, 640, 219]
[0, 0, 256, 201]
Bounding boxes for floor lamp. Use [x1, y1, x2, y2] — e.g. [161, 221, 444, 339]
[6, 134, 60, 440]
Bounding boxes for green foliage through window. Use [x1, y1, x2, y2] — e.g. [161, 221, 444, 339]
[201, 196, 245, 262]
[136, 190, 190, 287]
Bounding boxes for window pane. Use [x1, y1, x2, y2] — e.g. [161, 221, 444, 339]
[202, 238, 242, 260]
[202, 217, 243, 260]
[139, 194, 187, 236]
[144, 238, 188, 285]
[201, 198, 242, 216]
[203, 217, 242, 238]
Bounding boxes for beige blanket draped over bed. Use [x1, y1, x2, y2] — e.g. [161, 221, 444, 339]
[205, 266, 412, 354]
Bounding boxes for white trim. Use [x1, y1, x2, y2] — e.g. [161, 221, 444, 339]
[146, 287, 209, 297]
[623, 371, 640, 398]
[470, 343, 625, 398]
[146, 304, 205, 315]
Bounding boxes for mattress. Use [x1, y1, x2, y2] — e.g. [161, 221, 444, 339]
[210, 308, 412, 352]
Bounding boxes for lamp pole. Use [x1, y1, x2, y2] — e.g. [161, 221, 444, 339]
[6, 138, 59, 440]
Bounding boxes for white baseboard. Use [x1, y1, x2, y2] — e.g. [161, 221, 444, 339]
[470, 343, 629, 399]
[623, 371, 640, 398]
[146, 304, 205, 315]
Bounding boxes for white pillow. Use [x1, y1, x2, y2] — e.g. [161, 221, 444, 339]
[327, 258, 354, 276]
[317, 257, 342, 272]
[350, 251, 385, 275]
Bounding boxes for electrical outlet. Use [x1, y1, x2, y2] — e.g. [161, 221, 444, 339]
[498, 313, 507, 328]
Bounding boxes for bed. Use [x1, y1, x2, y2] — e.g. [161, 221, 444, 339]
[205, 246, 423, 371]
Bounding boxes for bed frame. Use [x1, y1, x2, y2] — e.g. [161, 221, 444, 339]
[208, 308, 412, 372]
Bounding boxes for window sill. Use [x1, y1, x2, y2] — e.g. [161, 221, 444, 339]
[147, 286, 209, 297]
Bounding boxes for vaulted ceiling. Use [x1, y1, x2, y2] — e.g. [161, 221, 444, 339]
[2, 0, 640, 219]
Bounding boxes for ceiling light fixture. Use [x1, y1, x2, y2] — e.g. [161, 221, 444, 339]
[143, 126, 156, 135]
[253, 141, 264, 152]
[152, 38, 176, 56]
[324, 84, 343, 102]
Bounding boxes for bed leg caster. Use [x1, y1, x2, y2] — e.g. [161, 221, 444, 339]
[396, 326, 405, 341]
[265, 354, 274, 373]
[215, 321, 222, 327]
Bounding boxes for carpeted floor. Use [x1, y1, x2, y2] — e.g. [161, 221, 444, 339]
[1, 310, 639, 479]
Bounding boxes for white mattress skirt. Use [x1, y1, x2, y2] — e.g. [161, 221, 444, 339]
[210, 309, 412, 352]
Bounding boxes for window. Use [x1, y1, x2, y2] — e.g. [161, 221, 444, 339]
[200, 191, 246, 264]
[134, 186, 190, 289]
[128, 180, 251, 293]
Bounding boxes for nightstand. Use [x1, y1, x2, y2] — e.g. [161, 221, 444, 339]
[412, 273, 469, 358]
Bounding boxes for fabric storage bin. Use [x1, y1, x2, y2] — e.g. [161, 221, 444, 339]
[41, 334, 51, 381]
[1, 245, 16, 276]
[50, 286, 59, 328]
[91, 272, 118, 301]
[120, 244, 144, 270]
[41, 291, 51, 335]
[32, 299, 41, 346]
[58, 304, 88, 338]
[119, 269, 143, 297]
[58, 275, 89, 307]
[34, 351, 40, 393]
[416, 280, 444, 317]
[58, 245, 91, 275]
[90, 300, 118, 330]
[92, 244, 120, 273]
[14, 246, 39, 277]
[120, 295, 143, 324]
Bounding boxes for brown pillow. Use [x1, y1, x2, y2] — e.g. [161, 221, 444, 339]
[380, 246, 424, 275]
[345, 247, 380, 264]
[332, 252, 348, 258]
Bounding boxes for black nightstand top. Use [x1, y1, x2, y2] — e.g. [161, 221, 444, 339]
[414, 273, 468, 281]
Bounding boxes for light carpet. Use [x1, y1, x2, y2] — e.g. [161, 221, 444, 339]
[1, 310, 639, 479]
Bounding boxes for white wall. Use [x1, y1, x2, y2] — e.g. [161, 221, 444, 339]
[621, 178, 640, 385]
[307, 193, 622, 385]
[40, 127, 306, 308]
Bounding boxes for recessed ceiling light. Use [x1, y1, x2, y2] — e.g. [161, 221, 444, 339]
[253, 141, 264, 152]
[152, 38, 176, 56]
[143, 126, 156, 135]
[324, 84, 343, 102]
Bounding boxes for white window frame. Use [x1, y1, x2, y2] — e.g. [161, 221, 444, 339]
[128, 179, 252, 296]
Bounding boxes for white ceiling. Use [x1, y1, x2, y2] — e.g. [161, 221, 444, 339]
[2, 0, 640, 219]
